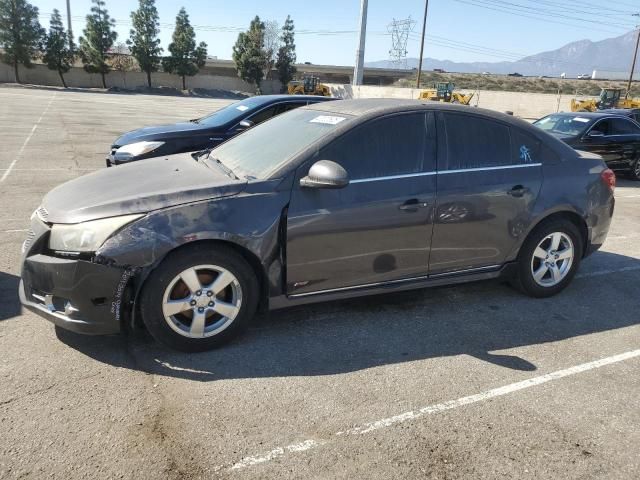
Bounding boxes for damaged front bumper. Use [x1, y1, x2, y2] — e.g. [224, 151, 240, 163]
[20, 253, 132, 335]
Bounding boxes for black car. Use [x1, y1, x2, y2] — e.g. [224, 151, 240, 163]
[106, 94, 334, 166]
[534, 111, 640, 180]
[21, 100, 615, 352]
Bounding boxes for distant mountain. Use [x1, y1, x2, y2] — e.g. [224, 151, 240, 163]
[365, 30, 640, 78]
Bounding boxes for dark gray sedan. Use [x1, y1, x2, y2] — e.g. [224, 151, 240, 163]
[20, 100, 615, 351]
[534, 111, 640, 179]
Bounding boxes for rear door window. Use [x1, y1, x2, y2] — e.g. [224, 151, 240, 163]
[317, 112, 435, 180]
[439, 113, 511, 170]
[611, 118, 640, 135]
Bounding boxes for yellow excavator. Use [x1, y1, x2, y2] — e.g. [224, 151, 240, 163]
[287, 76, 331, 96]
[571, 88, 640, 112]
[419, 82, 474, 105]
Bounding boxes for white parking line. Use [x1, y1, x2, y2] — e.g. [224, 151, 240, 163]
[0, 93, 56, 183]
[576, 265, 640, 278]
[227, 349, 640, 471]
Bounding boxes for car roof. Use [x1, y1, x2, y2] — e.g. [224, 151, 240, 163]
[549, 111, 632, 119]
[302, 98, 535, 129]
[603, 108, 640, 115]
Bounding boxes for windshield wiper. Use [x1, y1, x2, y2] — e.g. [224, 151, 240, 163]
[208, 156, 239, 180]
[189, 118, 200, 123]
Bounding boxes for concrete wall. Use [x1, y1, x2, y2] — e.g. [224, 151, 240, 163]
[327, 84, 571, 119]
[0, 63, 281, 94]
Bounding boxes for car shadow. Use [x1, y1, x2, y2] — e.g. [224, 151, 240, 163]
[56, 250, 640, 381]
[0, 271, 21, 321]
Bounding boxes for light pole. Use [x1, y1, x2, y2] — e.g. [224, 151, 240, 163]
[627, 15, 640, 98]
[416, 0, 429, 89]
[66, 0, 73, 49]
[353, 0, 368, 86]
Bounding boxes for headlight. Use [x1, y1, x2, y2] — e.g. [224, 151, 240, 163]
[113, 141, 164, 161]
[49, 214, 144, 252]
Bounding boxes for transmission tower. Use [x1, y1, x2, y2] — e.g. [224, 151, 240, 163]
[388, 17, 415, 70]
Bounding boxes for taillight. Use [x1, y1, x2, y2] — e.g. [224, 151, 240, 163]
[601, 168, 616, 191]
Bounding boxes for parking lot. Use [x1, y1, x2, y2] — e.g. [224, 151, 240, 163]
[1, 85, 639, 479]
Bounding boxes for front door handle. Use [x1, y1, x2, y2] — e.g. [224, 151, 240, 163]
[508, 185, 528, 198]
[399, 199, 429, 211]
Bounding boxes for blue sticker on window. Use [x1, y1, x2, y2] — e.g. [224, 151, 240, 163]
[519, 145, 532, 163]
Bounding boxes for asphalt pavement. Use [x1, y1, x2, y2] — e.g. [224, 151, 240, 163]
[0, 85, 638, 480]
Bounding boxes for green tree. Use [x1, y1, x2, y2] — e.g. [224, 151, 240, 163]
[0, 0, 43, 84]
[127, 0, 162, 88]
[162, 8, 207, 90]
[79, 0, 117, 89]
[232, 16, 267, 93]
[42, 9, 74, 88]
[275, 15, 297, 91]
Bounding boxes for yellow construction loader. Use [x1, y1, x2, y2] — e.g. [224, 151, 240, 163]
[287, 76, 331, 96]
[571, 88, 640, 112]
[419, 82, 474, 105]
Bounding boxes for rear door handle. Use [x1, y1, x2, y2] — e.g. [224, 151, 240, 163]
[508, 185, 528, 198]
[399, 199, 429, 211]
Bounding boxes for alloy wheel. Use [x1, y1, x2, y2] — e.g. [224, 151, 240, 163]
[161, 264, 242, 338]
[530, 232, 574, 287]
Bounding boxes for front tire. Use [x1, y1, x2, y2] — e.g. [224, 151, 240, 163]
[512, 219, 583, 298]
[140, 245, 259, 352]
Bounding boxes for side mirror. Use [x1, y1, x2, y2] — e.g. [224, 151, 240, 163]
[238, 119, 254, 130]
[587, 130, 605, 138]
[300, 160, 349, 189]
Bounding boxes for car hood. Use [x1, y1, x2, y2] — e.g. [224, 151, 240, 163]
[42, 153, 247, 224]
[114, 122, 219, 146]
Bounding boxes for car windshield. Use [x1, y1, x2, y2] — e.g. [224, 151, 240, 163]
[209, 108, 352, 179]
[195, 97, 273, 127]
[533, 114, 593, 136]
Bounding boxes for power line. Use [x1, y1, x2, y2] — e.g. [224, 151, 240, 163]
[451, 0, 631, 35]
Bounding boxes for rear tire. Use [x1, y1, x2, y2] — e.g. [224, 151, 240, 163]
[512, 219, 583, 298]
[631, 159, 640, 181]
[140, 245, 259, 352]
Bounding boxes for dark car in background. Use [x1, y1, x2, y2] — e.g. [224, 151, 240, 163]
[21, 100, 615, 352]
[106, 94, 334, 166]
[534, 111, 640, 180]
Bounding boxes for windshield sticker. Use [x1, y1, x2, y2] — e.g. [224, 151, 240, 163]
[519, 145, 533, 163]
[236, 105, 249, 111]
[573, 117, 590, 123]
[310, 115, 346, 125]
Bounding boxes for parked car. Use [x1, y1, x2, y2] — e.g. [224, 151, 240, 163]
[577, 74, 591, 80]
[106, 94, 334, 166]
[533, 111, 640, 179]
[21, 100, 615, 351]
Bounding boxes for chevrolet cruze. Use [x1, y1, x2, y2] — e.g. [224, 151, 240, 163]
[20, 100, 615, 351]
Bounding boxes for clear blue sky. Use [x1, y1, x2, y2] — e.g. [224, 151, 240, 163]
[32, 0, 639, 66]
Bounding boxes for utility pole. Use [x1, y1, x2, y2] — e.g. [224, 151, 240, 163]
[416, 0, 429, 88]
[627, 14, 640, 98]
[353, 0, 368, 86]
[66, 0, 73, 50]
